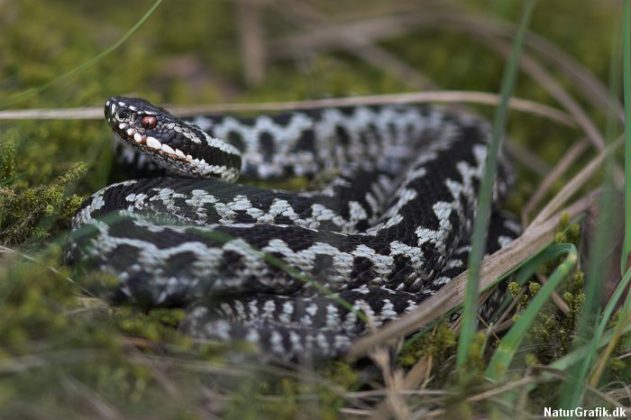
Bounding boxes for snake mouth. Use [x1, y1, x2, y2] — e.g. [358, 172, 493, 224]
[115, 124, 193, 164]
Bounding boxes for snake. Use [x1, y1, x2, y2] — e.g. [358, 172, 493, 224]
[67, 96, 521, 360]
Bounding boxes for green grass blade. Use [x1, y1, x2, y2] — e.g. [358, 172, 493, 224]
[550, 322, 631, 372]
[559, 18, 622, 408]
[485, 243, 577, 380]
[622, 0, 631, 270]
[586, 267, 631, 384]
[530, 272, 631, 397]
[515, 317, 631, 399]
[0, 0, 163, 110]
[509, 288, 631, 403]
[456, 0, 537, 369]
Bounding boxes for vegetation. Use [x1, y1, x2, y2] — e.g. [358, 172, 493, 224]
[0, 0, 629, 418]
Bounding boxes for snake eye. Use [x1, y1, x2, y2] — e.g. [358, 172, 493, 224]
[141, 115, 158, 129]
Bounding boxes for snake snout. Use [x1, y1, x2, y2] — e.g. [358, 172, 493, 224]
[104, 97, 134, 129]
[104, 97, 117, 123]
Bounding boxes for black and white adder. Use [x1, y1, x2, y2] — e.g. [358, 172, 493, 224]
[67, 97, 520, 359]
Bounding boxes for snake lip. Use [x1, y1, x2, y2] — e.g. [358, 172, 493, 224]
[114, 123, 193, 165]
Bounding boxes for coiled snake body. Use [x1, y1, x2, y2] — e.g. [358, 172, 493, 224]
[68, 97, 520, 359]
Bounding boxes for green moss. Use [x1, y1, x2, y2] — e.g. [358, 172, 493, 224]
[519, 269, 585, 365]
[113, 307, 188, 344]
[0, 157, 86, 245]
[0, 138, 17, 182]
[0, 248, 254, 418]
[503, 214, 587, 371]
[553, 213, 581, 247]
[221, 373, 347, 420]
[398, 322, 457, 370]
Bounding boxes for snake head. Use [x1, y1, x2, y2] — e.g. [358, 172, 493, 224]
[104, 96, 242, 181]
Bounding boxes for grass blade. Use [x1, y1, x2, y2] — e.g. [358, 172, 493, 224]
[485, 243, 577, 380]
[456, 0, 537, 369]
[622, 0, 631, 270]
[550, 322, 631, 372]
[559, 12, 623, 408]
[0, 0, 163, 110]
[588, 268, 631, 385]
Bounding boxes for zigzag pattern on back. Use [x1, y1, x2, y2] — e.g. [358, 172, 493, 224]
[68, 98, 519, 359]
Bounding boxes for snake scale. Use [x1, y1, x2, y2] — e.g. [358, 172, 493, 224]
[67, 96, 521, 360]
